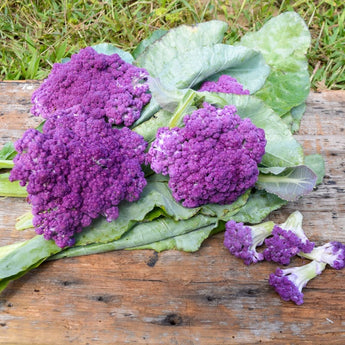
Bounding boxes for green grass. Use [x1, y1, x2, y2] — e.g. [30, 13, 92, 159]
[0, 0, 344, 90]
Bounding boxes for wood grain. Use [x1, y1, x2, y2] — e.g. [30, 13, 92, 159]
[0, 82, 345, 345]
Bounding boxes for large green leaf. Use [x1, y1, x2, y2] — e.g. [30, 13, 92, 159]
[240, 12, 310, 70]
[255, 69, 310, 116]
[193, 45, 270, 93]
[200, 93, 304, 167]
[132, 98, 161, 127]
[136, 21, 269, 94]
[200, 190, 250, 221]
[136, 20, 228, 67]
[256, 165, 317, 201]
[133, 109, 172, 142]
[0, 235, 60, 279]
[51, 214, 218, 260]
[138, 43, 269, 94]
[0, 241, 27, 260]
[0, 258, 47, 292]
[130, 224, 223, 252]
[92, 43, 134, 64]
[239, 12, 311, 115]
[132, 29, 167, 59]
[232, 189, 287, 224]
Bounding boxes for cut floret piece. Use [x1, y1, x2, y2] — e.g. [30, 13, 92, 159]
[263, 226, 314, 265]
[263, 210, 314, 265]
[31, 47, 151, 126]
[147, 103, 266, 207]
[199, 75, 250, 95]
[9, 108, 147, 248]
[300, 241, 345, 270]
[224, 220, 274, 265]
[269, 261, 326, 305]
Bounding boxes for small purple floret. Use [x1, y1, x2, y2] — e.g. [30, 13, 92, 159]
[328, 241, 345, 269]
[269, 261, 326, 305]
[269, 267, 305, 305]
[10, 109, 147, 248]
[31, 47, 151, 126]
[147, 103, 266, 207]
[224, 220, 273, 265]
[304, 241, 345, 270]
[199, 75, 250, 95]
[264, 225, 315, 265]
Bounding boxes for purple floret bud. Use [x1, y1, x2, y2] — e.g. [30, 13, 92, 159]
[199, 75, 250, 95]
[269, 260, 326, 305]
[10, 109, 147, 248]
[147, 102, 266, 207]
[224, 220, 274, 265]
[300, 241, 345, 270]
[263, 225, 315, 265]
[31, 47, 151, 126]
[263, 211, 314, 265]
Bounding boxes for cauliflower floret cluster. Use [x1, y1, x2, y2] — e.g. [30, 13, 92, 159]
[269, 261, 326, 305]
[147, 103, 266, 207]
[31, 47, 151, 126]
[224, 220, 273, 265]
[10, 108, 147, 248]
[199, 75, 250, 95]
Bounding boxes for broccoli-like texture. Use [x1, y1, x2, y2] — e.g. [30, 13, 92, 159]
[263, 225, 315, 265]
[300, 241, 345, 270]
[31, 47, 151, 126]
[223, 220, 274, 265]
[199, 75, 250, 95]
[147, 102, 266, 207]
[9, 108, 147, 248]
[269, 261, 326, 305]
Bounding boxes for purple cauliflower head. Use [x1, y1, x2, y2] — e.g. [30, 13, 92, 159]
[147, 102, 266, 207]
[31, 47, 151, 126]
[199, 75, 250, 95]
[10, 108, 147, 248]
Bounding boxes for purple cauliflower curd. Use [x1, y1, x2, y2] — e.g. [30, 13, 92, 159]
[199, 75, 250, 95]
[147, 102, 266, 207]
[10, 108, 147, 248]
[263, 225, 315, 265]
[31, 47, 151, 126]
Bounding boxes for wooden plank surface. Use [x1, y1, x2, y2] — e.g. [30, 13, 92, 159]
[0, 81, 345, 345]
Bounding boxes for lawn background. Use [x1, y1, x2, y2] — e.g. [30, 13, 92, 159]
[0, 0, 344, 90]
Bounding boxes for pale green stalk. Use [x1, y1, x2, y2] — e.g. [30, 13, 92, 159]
[168, 89, 197, 128]
[15, 212, 34, 231]
[0, 159, 14, 169]
[0, 173, 28, 197]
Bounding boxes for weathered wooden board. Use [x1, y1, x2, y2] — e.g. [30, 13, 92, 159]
[0, 81, 345, 345]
